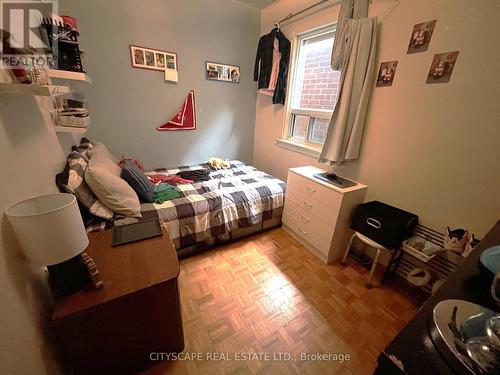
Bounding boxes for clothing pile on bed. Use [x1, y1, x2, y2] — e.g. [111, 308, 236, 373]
[177, 169, 211, 181]
[153, 184, 180, 203]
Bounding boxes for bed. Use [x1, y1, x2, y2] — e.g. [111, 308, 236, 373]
[90, 161, 286, 257]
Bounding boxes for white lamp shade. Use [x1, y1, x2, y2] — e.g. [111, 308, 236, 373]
[6, 193, 89, 266]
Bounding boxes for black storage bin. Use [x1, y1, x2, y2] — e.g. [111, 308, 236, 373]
[351, 201, 418, 249]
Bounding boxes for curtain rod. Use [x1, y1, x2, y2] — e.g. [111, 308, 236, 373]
[273, 0, 399, 28]
[274, 0, 338, 28]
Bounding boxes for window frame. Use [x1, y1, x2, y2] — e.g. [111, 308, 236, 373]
[281, 23, 337, 151]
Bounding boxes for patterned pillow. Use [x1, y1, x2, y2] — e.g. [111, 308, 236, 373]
[120, 159, 155, 203]
[74, 137, 93, 155]
[56, 150, 114, 220]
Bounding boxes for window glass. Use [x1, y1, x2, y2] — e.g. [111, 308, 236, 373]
[284, 25, 339, 147]
[291, 115, 309, 139]
[309, 117, 329, 144]
[292, 32, 341, 111]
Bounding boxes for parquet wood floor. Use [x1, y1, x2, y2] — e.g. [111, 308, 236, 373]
[143, 228, 416, 375]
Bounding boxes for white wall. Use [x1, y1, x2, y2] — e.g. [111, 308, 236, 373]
[254, 0, 500, 237]
[0, 94, 71, 374]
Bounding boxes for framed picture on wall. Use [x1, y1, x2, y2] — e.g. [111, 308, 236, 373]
[407, 19, 437, 54]
[206, 61, 240, 83]
[129, 45, 178, 73]
[426, 51, 459, 84]
[376, 60, 398, 87]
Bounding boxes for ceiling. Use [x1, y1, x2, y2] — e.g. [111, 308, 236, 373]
[231, 0, 276, 10]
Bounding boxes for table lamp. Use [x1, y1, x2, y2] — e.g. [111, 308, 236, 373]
[6, 193, 91, 295]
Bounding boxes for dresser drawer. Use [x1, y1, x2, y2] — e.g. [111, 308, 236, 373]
[283, 199, 336, 239]
[287, 171, 342, 211]
[285, 186, 339, 224]
[282, 210, 332, 256]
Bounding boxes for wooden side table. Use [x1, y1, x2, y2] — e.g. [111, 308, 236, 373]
[52, 229, 184, 374]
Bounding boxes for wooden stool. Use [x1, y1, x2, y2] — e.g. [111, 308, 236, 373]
[342, 231, 388, 288]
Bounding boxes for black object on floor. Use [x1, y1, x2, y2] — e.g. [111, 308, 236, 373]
[349, 248, 373, 267]
[314, 172, 357, 188]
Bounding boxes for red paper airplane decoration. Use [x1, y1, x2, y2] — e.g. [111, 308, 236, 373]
[157, 90, 196, 131]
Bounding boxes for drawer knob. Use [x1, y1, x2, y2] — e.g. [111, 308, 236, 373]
[298, 226, 308, 235]
[301, 215, 310, 223]
[303, 201, 312, 209]
[306, 187, 316, 194]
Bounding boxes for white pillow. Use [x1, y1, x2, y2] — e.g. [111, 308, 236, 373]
[85, 152, 141, 218]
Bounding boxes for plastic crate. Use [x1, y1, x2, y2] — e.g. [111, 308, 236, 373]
[402, 235, 442, 263]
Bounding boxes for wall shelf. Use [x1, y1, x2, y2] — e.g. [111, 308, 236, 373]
[0, 83, 70, 96]
[54, 126, 89, 133]
[47, 69, 92, 83]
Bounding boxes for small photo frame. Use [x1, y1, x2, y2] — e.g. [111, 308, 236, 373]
[145, 51, 155, 67]
[407, 19, 437, 54]
[131, 46, 145, 66]
[129, 45, 178, 73]
[166, 53, 177, 70]
[426, 51, 459, 84]
[164, 53, 178, 83]
[206, 61, 240, 83]
[155, 53, 165, 69]
[376, 60, 398, 87]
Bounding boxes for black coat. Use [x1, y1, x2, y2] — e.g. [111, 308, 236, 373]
[254, 28, 291, 105]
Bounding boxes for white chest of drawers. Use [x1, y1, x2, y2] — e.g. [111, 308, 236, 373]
[282, 166, 367, 264]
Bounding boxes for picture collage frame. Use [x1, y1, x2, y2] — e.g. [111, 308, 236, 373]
[206, 61, 240, 83]
[129, 45, 178, 82]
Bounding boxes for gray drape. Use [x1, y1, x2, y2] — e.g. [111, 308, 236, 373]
[331, 0, 369, 70]
[320, 0, 377, 165]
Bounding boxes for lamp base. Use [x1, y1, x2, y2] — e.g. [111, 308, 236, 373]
[47, 254, 90, 296]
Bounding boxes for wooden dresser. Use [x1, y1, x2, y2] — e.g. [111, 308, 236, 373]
[282, 166, 367, 263]
[52, 229, 184, 374]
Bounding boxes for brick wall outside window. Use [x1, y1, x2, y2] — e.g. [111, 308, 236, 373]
[289, 30, 339, 144]
[296, 42, 340, 143]
[299, 44, 341, 111]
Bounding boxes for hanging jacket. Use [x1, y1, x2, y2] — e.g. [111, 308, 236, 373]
[254, 28, 291, 105]
[258, 38, 281, 97]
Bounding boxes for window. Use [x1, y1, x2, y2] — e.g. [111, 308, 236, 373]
[282, 25, 340, 150]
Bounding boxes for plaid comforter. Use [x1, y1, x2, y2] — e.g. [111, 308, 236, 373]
[141, 161, 286, 249]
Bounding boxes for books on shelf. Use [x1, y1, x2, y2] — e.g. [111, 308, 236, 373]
[56, 108, 90, 128]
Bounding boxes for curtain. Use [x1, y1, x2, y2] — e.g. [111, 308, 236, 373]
[331, 0, 369, 70]
[319, 15, 377, 165]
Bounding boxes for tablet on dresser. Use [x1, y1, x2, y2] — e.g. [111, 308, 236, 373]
[112, 218, 163, 246]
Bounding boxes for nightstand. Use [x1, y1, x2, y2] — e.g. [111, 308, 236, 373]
[52, 229, 184, 374]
